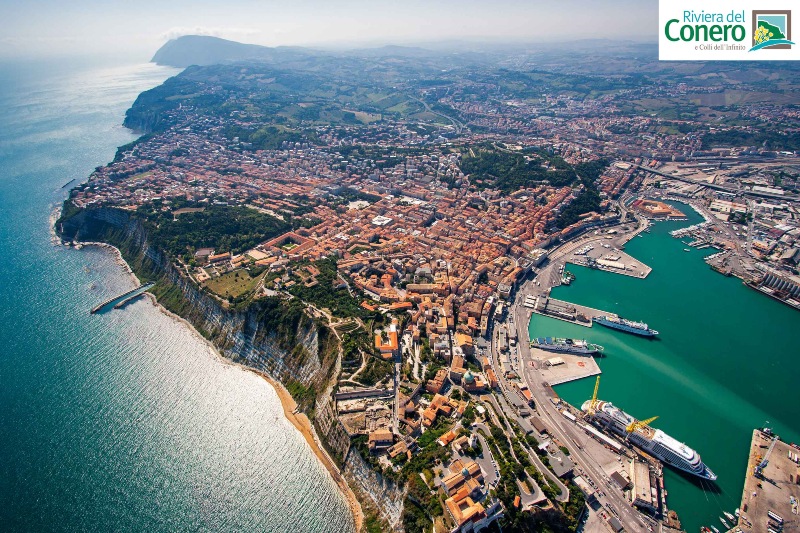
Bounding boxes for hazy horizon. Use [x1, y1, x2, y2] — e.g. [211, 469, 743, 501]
[0, 0, 657, 61]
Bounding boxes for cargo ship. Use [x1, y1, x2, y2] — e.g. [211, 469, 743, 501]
[593, 315, 658, 337]
[530, 337, 604, 356]
[581, 399, 716, 481]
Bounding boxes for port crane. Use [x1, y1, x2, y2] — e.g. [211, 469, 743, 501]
[588, 375, 601, 414]
[754, 432, 778, 479]
[626, 416, 659, 434]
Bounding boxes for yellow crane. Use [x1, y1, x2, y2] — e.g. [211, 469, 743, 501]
[588, 375, 601, 414]
[626, 416, 659, 434]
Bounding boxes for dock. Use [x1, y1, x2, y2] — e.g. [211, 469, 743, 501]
[733, 428, 800, 533]
[528, 296, 614, 329]
[566, 242, 652, 279]
[90, 282, 154, 314]
[528, 351, 602, 386]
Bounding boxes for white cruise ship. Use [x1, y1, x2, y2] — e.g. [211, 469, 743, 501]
[581, 399, 717, 481]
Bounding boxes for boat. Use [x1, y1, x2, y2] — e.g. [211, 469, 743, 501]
[531, 337, 604, 356]
[701, 528, 712, 533]
[593, 315, 659, 337]
[720, 517, 730, 529]
[724, 511, 735, 522]
[734, 508, 740, 517]
[684, 248, 691, 252]
[710, 527, 720, 533]
[581, 399, 716, 480]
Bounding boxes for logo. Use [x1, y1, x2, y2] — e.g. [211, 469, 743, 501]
[659, 0, 800, 61]
[750, 10, 794, 51]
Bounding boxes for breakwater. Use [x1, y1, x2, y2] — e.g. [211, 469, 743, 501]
[90, 282, 154, 313]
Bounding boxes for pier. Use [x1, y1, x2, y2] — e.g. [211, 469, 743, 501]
[90, 282, 154, 314]
[733, 429, 800, 533]
[527, 296, 614, 329]
[528, 352, 602, 386]
[566, 243, 652, 279]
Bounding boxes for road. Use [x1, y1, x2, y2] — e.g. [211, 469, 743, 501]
[409, 95, 465, 133]
[633, 162, 800, 202]
[492, 220, 658, 533]
[484, 392, 570, 503]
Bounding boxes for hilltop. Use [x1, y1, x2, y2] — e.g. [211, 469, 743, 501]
[151, 35, 320, 67]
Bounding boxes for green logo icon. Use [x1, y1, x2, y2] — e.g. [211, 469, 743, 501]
[750, 11, 794, 51]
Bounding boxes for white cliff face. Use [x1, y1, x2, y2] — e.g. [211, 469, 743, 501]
[60, 205, 409, 529]
[344, 447, 406, 528]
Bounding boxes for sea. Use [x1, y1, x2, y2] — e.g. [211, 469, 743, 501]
[531, 206, 800, 533]
[0, 57, 354, 532]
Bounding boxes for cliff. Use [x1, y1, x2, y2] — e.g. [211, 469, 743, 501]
[60, 206, 335, 405]
[57, 205, 403, 530]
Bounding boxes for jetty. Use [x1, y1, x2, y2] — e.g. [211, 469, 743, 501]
[90, 282, 154, 314]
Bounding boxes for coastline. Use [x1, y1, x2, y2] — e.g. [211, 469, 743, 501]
[141, 291, 364, 532]
[53, 195, 365, 529]
[258, 372, 364, 533]
[67, 238, 364, 531]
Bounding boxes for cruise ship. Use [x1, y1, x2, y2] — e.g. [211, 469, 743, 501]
[581, 400, 716, 481]
[531, 337, 604, 356]
[593, 315, 659, 337]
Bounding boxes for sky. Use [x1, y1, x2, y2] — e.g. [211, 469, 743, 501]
[0, 0, 658, 60]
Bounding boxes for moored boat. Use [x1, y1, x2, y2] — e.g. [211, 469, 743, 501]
[593, 315, 659, 337]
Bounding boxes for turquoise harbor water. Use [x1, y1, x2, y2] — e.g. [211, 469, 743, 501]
[0, 59, 353, 532]
[531, 207, 800, 532]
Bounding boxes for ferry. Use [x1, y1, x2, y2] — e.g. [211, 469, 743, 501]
[531, 337, 604, 356]
[581, 399, 716, 481]
[593, 315, 659, 337]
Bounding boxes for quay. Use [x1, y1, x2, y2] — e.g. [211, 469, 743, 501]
[526, 296, 614, 329]
[733, 428, 800, 533]
[527, 351, 602, 386]
[566, 243, 652, 279]
[90, 282, 154, 314]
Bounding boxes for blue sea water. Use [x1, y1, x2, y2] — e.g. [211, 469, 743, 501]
[0, 58, 353, 532]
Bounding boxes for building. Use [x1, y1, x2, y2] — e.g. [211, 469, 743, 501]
[374, 320, 400, 360]
[368, 429, 394, 452]
[630, 461, 657, 513]
[422, 394, 452, 427]
[441, 459, 484, 497]
[454, 332, 475, 356]
[426, 368, 448, 394]
[462, 371, 487, 393]
[444, 486, 487, 532]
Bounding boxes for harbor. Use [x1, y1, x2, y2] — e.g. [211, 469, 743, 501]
[732, 429, 800, 533]
[530, 202, 800, 533]
[525, 295, 635, 332]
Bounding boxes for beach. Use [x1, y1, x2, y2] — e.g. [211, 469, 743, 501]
[67, 230, 365, 530]
[140, 290, 365, 532]
[261, 374, 364, 532]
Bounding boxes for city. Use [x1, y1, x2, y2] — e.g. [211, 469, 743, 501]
[51, 35, 800, 533]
